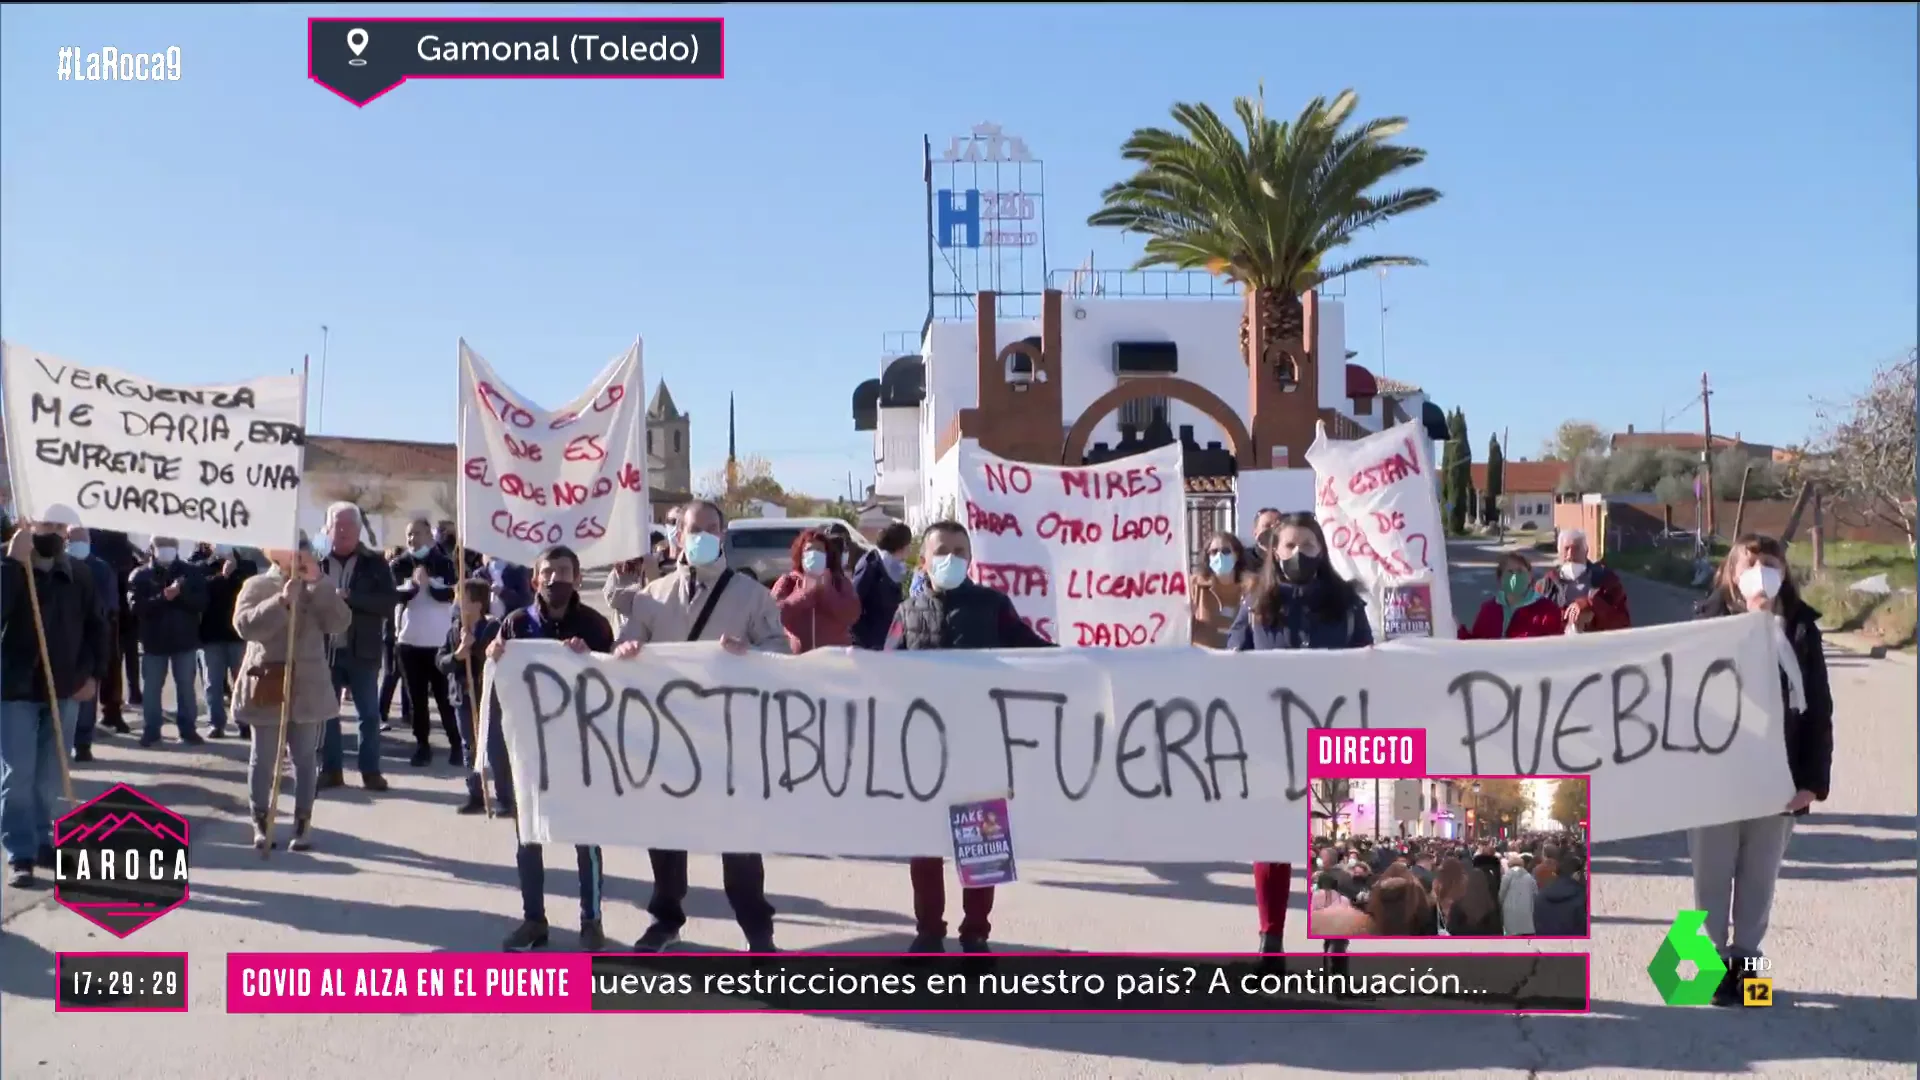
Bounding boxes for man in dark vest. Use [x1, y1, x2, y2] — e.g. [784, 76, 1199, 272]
[885, 519, 1050, 953]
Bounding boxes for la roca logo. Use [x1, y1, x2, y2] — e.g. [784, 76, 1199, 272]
[53, 783, 191, 938]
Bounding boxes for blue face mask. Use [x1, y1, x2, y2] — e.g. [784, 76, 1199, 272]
[412, 545, 434, 560]
[801, 549, 828, 575]
[683, 531, 722, 567]
[1208, 552, 1235, 577]
[67, 541, 92, 560]
[928, 554, 970, 591]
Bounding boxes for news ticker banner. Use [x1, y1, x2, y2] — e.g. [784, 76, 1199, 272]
[210, 953, 1587, 1014]
[308, 18, 724, 106]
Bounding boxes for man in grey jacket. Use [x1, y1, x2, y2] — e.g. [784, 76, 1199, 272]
[315, 502, 398, 792]
[612, 499, 788, 953]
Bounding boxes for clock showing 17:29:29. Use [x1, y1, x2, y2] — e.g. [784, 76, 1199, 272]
[55, 952, 189, 1012]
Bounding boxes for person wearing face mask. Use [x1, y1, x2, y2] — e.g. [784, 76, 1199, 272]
[1225, 512, 1372, 960]
[850, 522, 912, 650]
[314, 502, 400, 793]
[1688, 533, 1832, 1006]
[883, 520, 1051, 953]
[613, 500, 789, 954]
[769, 528, 862, 653]
[1, 521, 105, 886]
[63, 525, 118, 762]
[198, 543, 258, 740]
[231, 535, 352, 852]
[390, 518, 462, 768]
[1538, 528, 1631, 634]
[1190, 530, 1255, 649]
[1242, 507, 1284, 576]
[602, 532, 667, 633]
[485, 544, 616, 953]
[126, 535, 210, 747]
[1458, 552, 1564, 640]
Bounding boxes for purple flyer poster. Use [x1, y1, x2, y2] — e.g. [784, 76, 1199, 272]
[949, 797, 1017, 887]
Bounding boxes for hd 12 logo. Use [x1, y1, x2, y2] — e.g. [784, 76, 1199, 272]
[54, 783, 190, 937]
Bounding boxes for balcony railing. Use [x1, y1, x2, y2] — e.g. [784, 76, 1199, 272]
[1047, 269, 1351, 300]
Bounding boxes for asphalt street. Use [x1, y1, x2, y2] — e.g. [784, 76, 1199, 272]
[2, 540, 1913, 1078]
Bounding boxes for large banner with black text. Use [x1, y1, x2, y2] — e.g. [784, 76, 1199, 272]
[0, 342, 306, 547]
[457, 340, 649, 569]
[954, 441, 1189, 648]
[484, 612, 1794, 863]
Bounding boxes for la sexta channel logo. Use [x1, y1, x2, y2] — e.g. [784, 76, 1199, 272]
[52, 783, 190, 938]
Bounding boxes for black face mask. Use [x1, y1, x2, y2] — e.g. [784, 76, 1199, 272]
[539, 582, 576, 610]
[31, 534, 65, 559]
[1278, 553, 1314, 583]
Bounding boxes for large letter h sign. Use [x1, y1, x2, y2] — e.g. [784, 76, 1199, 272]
[937, 189, 981, 249]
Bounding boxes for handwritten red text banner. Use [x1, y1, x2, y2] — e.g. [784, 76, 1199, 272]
[1305, 419, 1455, 638]
[457, 340, 650, 568]
[954, 441, 1189, 648]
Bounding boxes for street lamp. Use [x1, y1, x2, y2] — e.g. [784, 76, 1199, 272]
[1471, 781, 1483, 842]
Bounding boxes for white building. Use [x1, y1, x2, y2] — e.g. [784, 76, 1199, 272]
[851, 280, 1449, 532]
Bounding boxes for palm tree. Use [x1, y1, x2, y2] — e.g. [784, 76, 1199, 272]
[1088, 87, 1440, 375]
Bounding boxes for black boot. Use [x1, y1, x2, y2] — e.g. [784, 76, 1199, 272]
[288, 816, 313, 852]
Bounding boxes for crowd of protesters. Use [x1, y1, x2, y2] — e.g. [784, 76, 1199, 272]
[0, 502, 1830, 1003]
[1304, 830, 1591, 938]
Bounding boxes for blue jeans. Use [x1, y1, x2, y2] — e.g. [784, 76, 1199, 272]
[516, 840, 603, 925]
[140, 650, 199, 739]
[456, 699, 511, 806]
[200, 641, 248, 732]
[74, 700, 96, 754]
[0, 699, 77, 866]
[321, 657, 383, 775]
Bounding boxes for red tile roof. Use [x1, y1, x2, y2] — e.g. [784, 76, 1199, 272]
[1470, 459, 1570, 493]
[306, 436, 455, 476]
[1609, 431, 1771, 455]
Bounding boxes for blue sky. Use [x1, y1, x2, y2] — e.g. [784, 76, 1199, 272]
[3, 4, 1914, 500]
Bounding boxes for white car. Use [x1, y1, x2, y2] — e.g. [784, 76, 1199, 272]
[726, 516, 876, 586]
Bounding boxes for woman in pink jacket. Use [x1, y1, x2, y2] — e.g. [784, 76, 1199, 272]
[770, 528, 861, 652]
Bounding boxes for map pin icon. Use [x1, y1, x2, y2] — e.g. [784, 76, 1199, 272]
[346, 28, 369, 66]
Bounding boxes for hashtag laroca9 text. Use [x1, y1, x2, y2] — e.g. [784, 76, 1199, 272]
[58, 46, 183, 82]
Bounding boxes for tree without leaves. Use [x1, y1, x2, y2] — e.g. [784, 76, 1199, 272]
[1542, 420, 1608, 461]
[695, 453, 786, 522]
[1808, 351, 1918, 552]
[1311, 778, 1352, 824]
[1087, 87, 1441, 379]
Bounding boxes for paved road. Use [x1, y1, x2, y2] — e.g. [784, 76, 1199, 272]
[4, 542, 1914, 1078]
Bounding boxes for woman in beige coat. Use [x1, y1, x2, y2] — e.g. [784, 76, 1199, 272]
[232, 540, 352, 851]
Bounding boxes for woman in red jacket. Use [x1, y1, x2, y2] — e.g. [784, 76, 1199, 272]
[770, 528, 862, 652]
[1459, 552, 1565, 640]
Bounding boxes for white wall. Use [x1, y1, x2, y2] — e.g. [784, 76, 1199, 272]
[873, 406, 921, 497]
[914, 297, 1355, 486]
[1231, 468, 1318, 546]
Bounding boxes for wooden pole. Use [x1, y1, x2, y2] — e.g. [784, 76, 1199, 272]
[455, 539, 491, 818]
[20, 549, 77, 804]
[1731, 463, 1755, 539]
[260, 566, 305, 857]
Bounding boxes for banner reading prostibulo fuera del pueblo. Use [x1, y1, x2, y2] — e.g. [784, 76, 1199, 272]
[485, 612, 1795, 864]
[456, 340, 650, 569]
[1, 342, 305, 547]
[953, 440, 1190, 648]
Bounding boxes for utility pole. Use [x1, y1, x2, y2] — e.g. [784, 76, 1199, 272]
[1376, 268, 1390, 378]
[1699, 372, 1715, 539]
[316, 325, 330, 433]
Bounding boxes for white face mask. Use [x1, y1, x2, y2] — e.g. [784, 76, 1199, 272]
[154, 546, 178, 564]
[1559, 561, 1587, 580]
[1737, 564, 1783, 601]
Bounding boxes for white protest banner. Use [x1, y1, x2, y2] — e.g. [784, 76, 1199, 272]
[457, 340, 649, 568]
[0, 342, 305, 547]
[488, 612, 1794, 864]
[1306, 419, 1455, 639]
[953, 441, 1189, 648]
